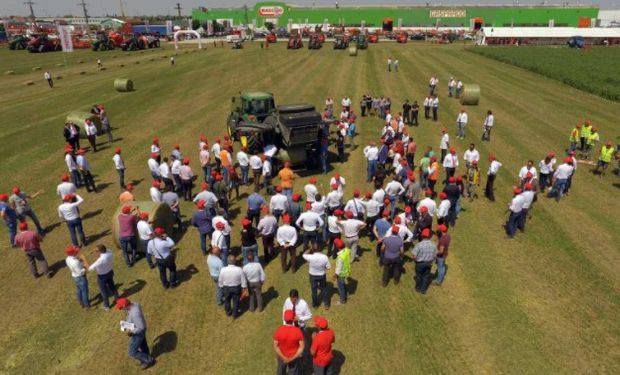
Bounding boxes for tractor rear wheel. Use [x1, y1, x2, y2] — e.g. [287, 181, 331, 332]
[246, 132, 263, 154]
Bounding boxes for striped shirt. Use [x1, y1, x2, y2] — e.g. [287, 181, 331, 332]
[412, 240, 437, 262]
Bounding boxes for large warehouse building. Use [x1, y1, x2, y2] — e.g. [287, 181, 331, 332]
[192, 1, 600, 28]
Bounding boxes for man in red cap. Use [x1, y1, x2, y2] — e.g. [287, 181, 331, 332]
[548, 157, 574, 202]
[112, 147, 126, 190]
[439, 128, 450, 163]
[288, 193, 302, 230]
[296, 203, 324, 253]
[332, 238, 351, 304]
[151, 137, 161, 163]
[64, 245, 90, 307]
[594, 140, 617, 177]
[434, 224, 450, 286]
[213, 173, 229, 217]
[81, 244, 119, 310]
[303, 240, 331, 309]
[240, 218, 259, 265]
[364, 141, 379, 182]
[311, 316, 336, 375]
[172, 144, 183, 162]
[506, 187, 525, 238]
[63, 121, 80, 150]
[485, 154, 502, 202]
[443, 147, 459, 183]
[337, 210, 366, 262]
[58, 194, 87, 247]
[236, 146, 249, 185]
[65, 146, 82, 188]
[414, 206, 433, 242]
[344, 190, 365, 221]
[14, 222, 50, 278]
[136, 212, 155, 269]
[75, 149, 97, 192]
[270, 185, 289, 222]
[362, 191, 381, 238]
[518, 160, 537, 189]
[116, 298, 156, 369]
[278, 161, 295, 201]
[118, 183, 135, 203]
[190, 200, 213, 256]
[118, 205, 138, 267]
[436, 192, 451, 226]
[57, 174, 77, 199]
[417, 189, 437, 217]
[149, 181, 162, 203]
[329, 172, 346, 194]
[518, 183, 535, 233]
[147, 153, 161, 182]
[277, 214, 298, 272]
[325, 184, 344, 215]
[538, 153, 557, 193]
[304, 177, 319, 203]
[273, 309, 305, 374]
[8, 186, 44, 235]
[442, 177, 460, 226]
[258, 206, 277, 263]
[249, 153, 263, 192]
[382, 225, 405, 287]
[147, 227, 178, 288]
[179, 158, 195, 201]
[412, 228, 437, 294]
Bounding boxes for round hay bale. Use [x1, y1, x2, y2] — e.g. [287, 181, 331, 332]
[119, 64, 125, 67]
[460, 84, 481, 106]
[78, 60, 84, 64]
[111, 202, 176, 250]
[134, 61, 140, 64]
[79, 71, 87, 75]
[65, 111, 102, 138]
[348, 46, 358, 56]
[25, 80, 35, 86]
[149, 58, 155, 61]
[112, 55, 117, 58]
[99, 67, 107, 71]
[114, 78, 133, 92]
[56, 75, 63, 80]
[5, 71, 14, 75]
[56, 63, 64, 67]
[32, 66, 41, 71]
[162, 55, 168, 58]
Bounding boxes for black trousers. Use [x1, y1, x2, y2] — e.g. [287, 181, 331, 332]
[383, 257, 402, 285]
[223, 285, 242, 318]
[412, 111, 419, 125]
[485, 174, 496, 201]
[424, 106, 430, 119]
[403, 111, 411, 124]
[81, 170, 97, 191]
[414, 261, 433, 293]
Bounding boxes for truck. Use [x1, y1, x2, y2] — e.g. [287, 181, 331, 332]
[226, 92, 326, 167]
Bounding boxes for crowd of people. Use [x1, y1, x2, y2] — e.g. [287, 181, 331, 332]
[1, 73, 619, 373]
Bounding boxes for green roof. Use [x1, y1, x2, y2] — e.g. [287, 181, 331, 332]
[241, 91, 272, 100]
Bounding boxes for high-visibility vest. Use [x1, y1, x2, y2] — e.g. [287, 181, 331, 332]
[587, 132, 599, 145]
[580, 125, 592, 138]
[569, 128, 579, 142]
[429, 162, 440, 181]
[599, 146, 615, 163]
[337, 248, 351, 278]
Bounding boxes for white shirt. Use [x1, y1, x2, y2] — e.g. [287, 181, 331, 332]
[327, 215, 340, 234]
[432, 97, 439, 107]
[539, 160, 554, 174]
[193, 190, 218, 207]
[257, 215, 277, 236]
[147, 158, 159, 174]
[372, 189, 386, 204]
[57, 182, 77, 198]
[311, 198, 326, 215]
[423, 97, 431, 107]
[65, 154, 77, 171]
[85, 122, 97, 136]
[488, 160, 502, 175]
[325, 191, 343, 208]
[44, 72, 51, 80]
[417, 197, 437, 217]
[554, 163, 574, 179]
[171, 159, 182, 175]
[329, 177, 346, 193]
[437, 199, 451, 218]
[344, 198, 365, 216]
[218, 265, 247, 288]
[304, 184, 318, 202]
[249, 155, 262, 170]
[212, 143, 221, 159]
[448, 79, 456, 88]
[385, 181, 405, 197]
[509, 195, 525, 213]
[158, 162, 171, 179]
[303, 252, 330, 276]
[518, 166, 538, 180]
[282, 297, 312, 323]
[456, 112, 468, 124]
[112, 154, 124, 170]
[276, 225, 297, 246]
[364, 145, 379, 161]
[270, 194, 289, 212]
[363, 199, 381, 217]
[58, 195, 84, 221]
[66, 255, 86, 277]
[463, 149, 480, 164]
[211, 229, 226, 249]
[396, 225, 414, 243]
[339, 219, 364, 238]
[443, 153, 459, 168]
[151, 144, 160, 154]
[520, 191, 535, 210]
[457, 81, 463, 89]
[242, 262, 265, 283]
[385, 113, 392, 124]
[137, 220, 153, 241]
[76, 155, 91, 171]
[484, 114, 494, 127]
[212, 216, 231, 235]
[262, 160, 272, 177]
[147, 237, 175, 259]
[236, 151, 249, 167]
[88, 251, 114, 275]
[150, 187, 162, 202]
[296, 211, 323, 231]
[440, 134, 449, 150]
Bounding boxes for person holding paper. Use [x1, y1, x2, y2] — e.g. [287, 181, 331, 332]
[116, 298, 155, 369]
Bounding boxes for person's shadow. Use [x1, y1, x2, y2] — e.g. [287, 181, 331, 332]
[152, 331, 177, 358]
[121, 279, 146, 298]
[331, 350, 346, 374]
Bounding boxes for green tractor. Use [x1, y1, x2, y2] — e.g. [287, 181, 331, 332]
[9, 35, 29, 50]
[355, 34, 368, 49]
[226, 92, 326, 167]
[92, 32, 115, 51]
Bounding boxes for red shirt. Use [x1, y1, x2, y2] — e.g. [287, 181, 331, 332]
[14, 231, 43, 251]
[273, 325, 304, 358]
[311, 329, 335, 367]
[118, 214, 136, 237]
[438, 233, 451, 258]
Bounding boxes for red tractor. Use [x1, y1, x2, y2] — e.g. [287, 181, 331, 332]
[27, 35, 62, 52]
[396, 32, 408, 43]
[266, 33, 277, 43]
[368, 33, 379, 43]
[287, 34, 303, 49]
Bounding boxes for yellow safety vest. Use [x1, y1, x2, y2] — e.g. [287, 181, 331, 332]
[580, 125, 592, 138]
[599, 146, 614, 163]
[569, 128, 579, 142]
[587, 132, 599, 145]
[337, 248, 351, 278]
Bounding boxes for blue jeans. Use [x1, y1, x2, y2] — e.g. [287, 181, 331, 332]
[550, 179, 567, 202]
[283, 188, 293, 203]
[66, 218, 86, 247]
[212, 276, 223, 305]
[199, 232, 209, 256]
[436, 256, 447, 284]
[18, 209, 44, 234]
[5, 220, 17, 246]
[97, 270, 119, 308]
[116, 168, 125, 189]
[223, 285, 242, 317]
[506, 211, 522, 238]
[568, 142, 577, 153]
[73, 275, 90, 306]
[457, 122, 465, 138]
[220, 247, 229, 266]
[389, 195, 397, 218]
[247, 209, 260, 227]
[321, 154, 328, 174]
[309, 274, 330, 307]
[202, 165, 211, 182]
[156, 256, 177, 288]
[240, 165, 249, 184]
[367, 160, 377, 182]
[71, 169, 82, 188]
[140, 239, 154, 267]
[241, 244, 258, 265]
[337, 276, 347, 303]
[119, 236, 137, 266]
[128, 331, 153, 365]
[222, 167, 230, 186]
[273, 209, 283, 223]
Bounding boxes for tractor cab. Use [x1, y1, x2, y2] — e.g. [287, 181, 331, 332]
[231, 92, 275, 123]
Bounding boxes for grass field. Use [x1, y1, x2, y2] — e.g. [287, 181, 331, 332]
[0, 42, 619, 375]
[468, 45, 620, 101]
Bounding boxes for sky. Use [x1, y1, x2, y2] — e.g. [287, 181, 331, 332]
[2, 1, 619, 17]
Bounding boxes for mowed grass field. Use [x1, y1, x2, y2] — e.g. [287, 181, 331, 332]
[0, 42, 619, 374]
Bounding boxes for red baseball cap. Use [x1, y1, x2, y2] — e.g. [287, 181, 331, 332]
[152, 181, 161, 187]
[201, 182, 209, 190]
[404, 206, 412, 214]
[488, 154, 496, 161]
[394, 216, 402, 224]
[334, 209, 344, 216]
[174, 144, 180, 149]
[564, 157, 573, 164]
[365, 192, 372, 199]
[215, 222, 225, 230]
[513, 187, 522, 194]
[439, 192, 448, 199]
[196, 200, 206, 209]
[382, 209, 390, 218]
[121, 205, 132, 214]
[77, 149, 86, 155]
[126, 184, 134, 191]
[115, 147, 121, 154]
[309, 177, 317, 183]
[420, 206, 429, 213]
[284, 309, 295, 321]
[115, 297, 129, 310]
[353, 190, 360, 198]
[12, 186, 20, 194]
[63, 194, 75, 202]
[425, 189, 433, 197]
[276, 185, 283, 193]
[154, 227, 166, 236]
[18, 222, 28, 231]
[448, 177, 456, 183]
[261, 206, 269, 214]
[334, 238, 345, 249]
[314, 316, 328, 329]
[64, 245, 80, 255]
[436, 224, 448, 233]
[449, 147, 456, 154]
[292, 193, 301, 202]
[182, 158, 190, 165]
[242, 218, 252, 227]
[391, 225, 400, 234]
[331, 184, 338, 190]
[421, 228, 431, 238]
[345, 211, 353, 218]
[282, 214, 291, 224]
[524, 183, 533, 191]
[305, 202, 312, 210]
[138, 212, 149, 220]
[61, 174, 70, 182]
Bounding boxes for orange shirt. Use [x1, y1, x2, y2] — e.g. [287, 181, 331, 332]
[220, 150, 231, 167]
[119, 191, 134, 203]
[278, 168, 294, 188]
[429, 162, 440, 181]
